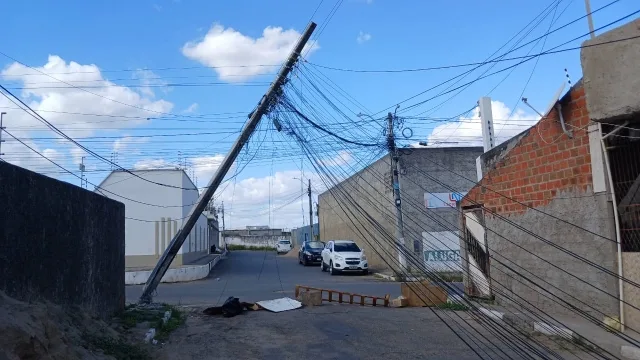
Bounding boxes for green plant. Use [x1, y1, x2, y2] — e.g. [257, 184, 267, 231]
[155, 305, 185, 342]
[437, 302, 469, 311]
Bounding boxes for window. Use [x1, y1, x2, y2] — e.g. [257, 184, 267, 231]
[334, 242, 361, 252]
[306, 241, 324, 249]
[279, 240, 290, 245]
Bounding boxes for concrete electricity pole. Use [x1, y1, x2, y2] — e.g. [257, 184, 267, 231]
[139, 21, 317, 303]
[0, 112, 6, 158]
[308, 179, 313, 241]
[585, 0, 595, 39]
[387, 112, 408, 274]
[79, 156, 86, 189]
[220, 201, 226, 248]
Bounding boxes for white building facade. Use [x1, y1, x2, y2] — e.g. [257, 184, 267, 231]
[96, 169, 210, 269]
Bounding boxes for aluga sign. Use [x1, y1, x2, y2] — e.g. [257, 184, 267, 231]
[424, 250, 461, 262]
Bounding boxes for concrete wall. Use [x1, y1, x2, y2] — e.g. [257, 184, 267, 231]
[623, 253, 640, 332]
[0, 162, 125, 318]
[581, 18, 640, 122]
[291, 224, 320, 246]
[318, 155, 398, 272]
[96, 169, 207, 268]
[224, 235, 281, 248]
[461, 84, 619, 318]
[318, 147, 481, 272]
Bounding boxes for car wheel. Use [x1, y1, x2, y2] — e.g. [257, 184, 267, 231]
[329, 261, 336, 276]
[299, 256, 302, 264]
[362, 270, 369, 275]
[303, 258, 308, 266]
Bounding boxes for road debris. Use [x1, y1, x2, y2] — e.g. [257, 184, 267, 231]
[297, 289, 322, 306]
[391, 296, 408, 308]
[256, 298, 302, 312]
[202, 297, 258, 317]
[295, 285, 390, 307]
[400, 281, 447, 307]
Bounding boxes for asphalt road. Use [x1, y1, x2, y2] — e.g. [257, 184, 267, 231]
[126, 250, 463, 306]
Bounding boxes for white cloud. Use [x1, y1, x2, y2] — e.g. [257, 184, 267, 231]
[153, 4, 162, 12]
[424, 100, 539, 147]
[133, 69, 168, 98]
[1, 55, 173, 136]
[357, 31, 372, 44]
[320, 150, 353, 167]
[183, 103, 199, 113]
[133, 159, 175, 170]
[216, 170, 328, 229]
[189, 155, 225, 184]
[182, 24, 319, 82]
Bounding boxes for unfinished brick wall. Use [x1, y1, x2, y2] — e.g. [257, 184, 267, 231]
[459, 84, 619, 318]
[462, 85, 592, 214]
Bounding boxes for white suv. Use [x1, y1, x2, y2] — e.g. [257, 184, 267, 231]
[276, 239, 292, 254]
[320, 240, 368, 275]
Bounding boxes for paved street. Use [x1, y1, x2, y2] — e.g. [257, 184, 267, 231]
[130, 251, 588, 360]
[127, 250, 463, 305]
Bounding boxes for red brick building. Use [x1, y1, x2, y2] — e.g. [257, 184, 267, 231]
[458, 80, 620, 320]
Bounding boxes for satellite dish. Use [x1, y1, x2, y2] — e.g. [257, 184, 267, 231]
[542, 82, 566, 117]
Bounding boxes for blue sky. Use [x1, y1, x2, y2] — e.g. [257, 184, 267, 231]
[0, 0, 637, 228]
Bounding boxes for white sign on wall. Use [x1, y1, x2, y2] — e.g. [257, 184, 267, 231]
[422, 231, 462, 272]
[424, 192, 466, 209]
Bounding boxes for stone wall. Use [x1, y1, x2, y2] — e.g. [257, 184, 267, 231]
[0, 162, 125, 318]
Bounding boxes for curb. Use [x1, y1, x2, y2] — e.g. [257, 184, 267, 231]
[473, 307, 640, 359]
[622, 345, 640, 360]
[125, 251, 226, 285]
[373, 273, 397, 281]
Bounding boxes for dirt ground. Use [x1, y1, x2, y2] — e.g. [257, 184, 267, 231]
[0, 291, 153, 360]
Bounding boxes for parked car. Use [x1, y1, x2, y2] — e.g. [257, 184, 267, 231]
[298, 241, 325, 266]
[276, 239, 292, 254]
[320, 240, 368, 275]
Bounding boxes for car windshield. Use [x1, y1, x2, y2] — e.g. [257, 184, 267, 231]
[306, 241, 324, 249]
[279, 240, 290, 244]
[334, 242, 360, 252]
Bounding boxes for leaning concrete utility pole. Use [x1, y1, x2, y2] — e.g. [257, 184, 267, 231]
[139, 22, 317, 303]
[387, 112, 408, 274]
[0, 112, 6, 158]
[308, 179, 313, 240]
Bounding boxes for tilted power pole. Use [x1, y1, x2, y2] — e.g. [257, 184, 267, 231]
[308, 179, 313, 240]
[387, 112, 408, 274]
[220, 201, 225, 248]
[139, 22, 317, 303]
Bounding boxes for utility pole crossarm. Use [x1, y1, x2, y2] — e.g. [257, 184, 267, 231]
[139, 22, 317, 304]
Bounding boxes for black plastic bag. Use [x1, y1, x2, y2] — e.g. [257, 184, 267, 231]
[221, 296, 244, 317]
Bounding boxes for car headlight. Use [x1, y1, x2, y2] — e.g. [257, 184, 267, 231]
[361, 255, 367, 261]
[334, 255, 343, 261]
[304, 251, 311, 256]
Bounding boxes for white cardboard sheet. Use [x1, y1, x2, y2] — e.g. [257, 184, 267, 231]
[256, 297, 302, 312]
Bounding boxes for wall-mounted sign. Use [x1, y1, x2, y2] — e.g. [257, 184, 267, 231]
[422, 231, 462, 271]
[424, 250, 461, 262]
[424, 192, 466, 209]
